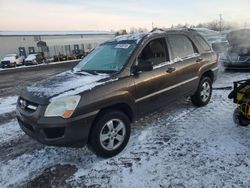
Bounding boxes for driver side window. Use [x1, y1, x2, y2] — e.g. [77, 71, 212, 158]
[138, 38, 169, 66]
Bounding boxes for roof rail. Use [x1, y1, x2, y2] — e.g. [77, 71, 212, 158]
[150, 27, 198, 33]
[150, 28, 165, 33]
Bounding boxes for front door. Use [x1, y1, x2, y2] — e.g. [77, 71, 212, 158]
[133, 37, 182, 116]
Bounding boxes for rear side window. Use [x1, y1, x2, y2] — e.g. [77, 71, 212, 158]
[195, 35, 211, 52]
[168, 34, 196, 59]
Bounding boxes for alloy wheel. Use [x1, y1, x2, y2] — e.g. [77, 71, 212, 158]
[200, 81, 211, 102]
[99, 119, 126, 151]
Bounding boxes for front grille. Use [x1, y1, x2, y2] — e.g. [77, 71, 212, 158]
[238, 56, 250, 62]
[1, 61, 10, 66]
[18, 98, 39, 113]
[1, 61, 10, 64]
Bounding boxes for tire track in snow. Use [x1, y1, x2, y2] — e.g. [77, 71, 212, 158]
[0, 96, 18, 125]
[0, 120, 43, 162]
[0, 96, 17, 115]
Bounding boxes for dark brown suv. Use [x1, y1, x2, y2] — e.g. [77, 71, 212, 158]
[16, 29, 218, 158]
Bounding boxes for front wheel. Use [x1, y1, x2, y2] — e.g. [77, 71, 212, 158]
[88, 110, 131, 158]
[191, 76, 212, 107]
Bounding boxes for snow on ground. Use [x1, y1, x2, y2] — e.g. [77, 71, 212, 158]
[1, 70, 250, 187]
[0, 96, 17, 115]
[0, 120, 23, 145]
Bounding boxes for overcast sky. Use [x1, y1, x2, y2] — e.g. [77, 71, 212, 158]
[0, 0, 249, 31]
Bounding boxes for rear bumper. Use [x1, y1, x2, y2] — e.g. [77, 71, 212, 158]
[16, 106, 97, 147]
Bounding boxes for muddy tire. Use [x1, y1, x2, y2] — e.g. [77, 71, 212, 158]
[191, 76, 212, 107]
[88, 110, 131, 158]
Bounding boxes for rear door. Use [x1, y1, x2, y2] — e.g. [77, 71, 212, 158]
[166, 34, 201, 96]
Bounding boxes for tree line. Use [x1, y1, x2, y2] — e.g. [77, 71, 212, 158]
[113, 20, 244, 35]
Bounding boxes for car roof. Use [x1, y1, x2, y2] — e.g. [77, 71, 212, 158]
[103, 28, 200, 45]
[151, 28, 200, 35]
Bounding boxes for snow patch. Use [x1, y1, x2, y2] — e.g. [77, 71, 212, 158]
[0, 120, 23, 145]
[25, 54, 37, 61]
[153, 53, 200, 69]
[27, 71, 110, 99]
[0, 96, 17, 115]
[114, 33, 147, 44]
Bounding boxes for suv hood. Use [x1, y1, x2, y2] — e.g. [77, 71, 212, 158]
[25, 71, 111, 102]
[1, 56, 15, 62]
[227, 29, 250, 46]
[25, 55, 36, 61]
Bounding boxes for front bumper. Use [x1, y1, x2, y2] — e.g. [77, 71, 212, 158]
[24, 61, 36, 65]
[16, 104, 96, 147]
[223, 61, 250, 69]
[1, 61, 14, 68]
[222, 56, 250, 69]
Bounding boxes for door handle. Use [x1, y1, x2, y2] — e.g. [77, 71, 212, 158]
[166, 67, 176, 73]
[196, 57, 203, 62]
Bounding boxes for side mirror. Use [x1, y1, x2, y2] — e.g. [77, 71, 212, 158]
[133, 60, 153, 73]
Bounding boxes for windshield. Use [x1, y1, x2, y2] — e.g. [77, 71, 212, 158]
[74, 42, 137, 73]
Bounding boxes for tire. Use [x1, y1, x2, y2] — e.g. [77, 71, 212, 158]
[233, 107, 250, 126]
[191, 76, 212, 107]
[13, 62, 16, 68]
[88, 110, 131, 158]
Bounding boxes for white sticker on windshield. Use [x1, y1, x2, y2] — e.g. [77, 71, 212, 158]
[115, 44, 131, 49]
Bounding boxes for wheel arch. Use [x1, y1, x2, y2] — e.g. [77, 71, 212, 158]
[87, 102, 134, 145]
[201, 70, 214, 83]
[94, 103, 134, 123]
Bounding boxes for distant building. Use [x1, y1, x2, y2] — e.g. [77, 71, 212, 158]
[0, 31, 115, 59]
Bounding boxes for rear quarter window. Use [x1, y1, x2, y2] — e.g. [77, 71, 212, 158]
[195, 35, 212, 52]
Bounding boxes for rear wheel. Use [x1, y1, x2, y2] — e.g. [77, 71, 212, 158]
[191, 76, 212, 107]
[88, 110, 131, 158]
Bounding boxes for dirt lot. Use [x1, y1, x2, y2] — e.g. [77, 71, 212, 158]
[0, 66, 250, 187]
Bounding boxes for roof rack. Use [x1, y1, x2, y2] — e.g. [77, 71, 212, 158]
[150, 27, 197, 33]
[150, 28, 165, 33]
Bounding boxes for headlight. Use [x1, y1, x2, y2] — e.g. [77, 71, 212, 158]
[44, 95, 81, 119]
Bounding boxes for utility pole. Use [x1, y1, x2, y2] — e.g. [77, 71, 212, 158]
[219, 14, 223, 32]
[152, 22, 154, 30]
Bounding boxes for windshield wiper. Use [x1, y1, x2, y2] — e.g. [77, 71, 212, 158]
[92, 70, 118, 74]
[72, 69, 93, 76]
